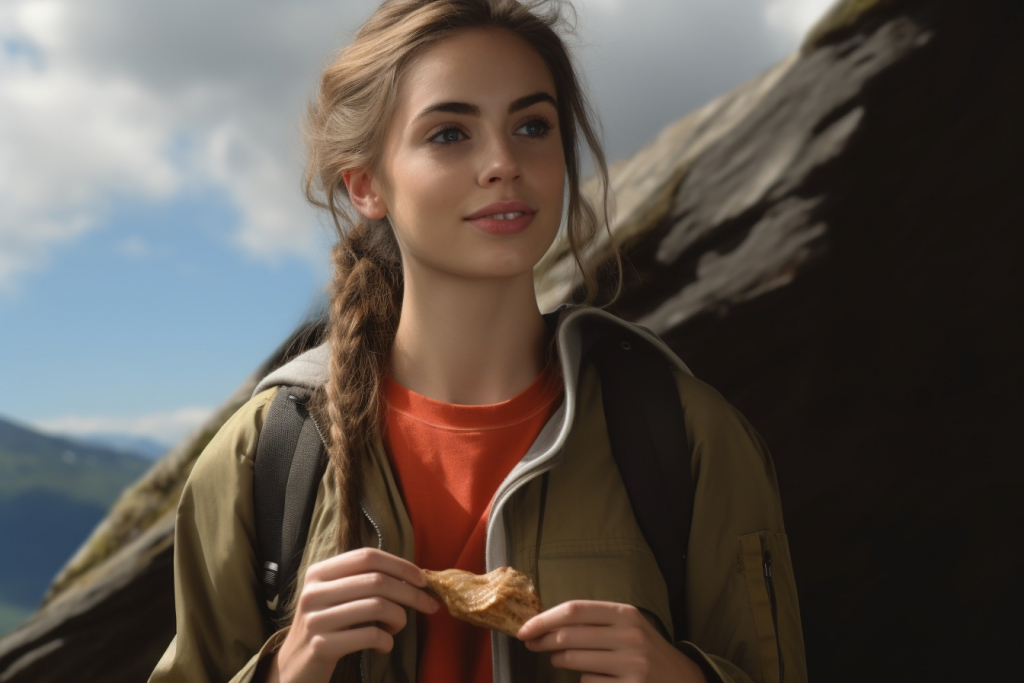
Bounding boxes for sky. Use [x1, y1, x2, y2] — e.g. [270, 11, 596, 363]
[0, 0, 835, 445]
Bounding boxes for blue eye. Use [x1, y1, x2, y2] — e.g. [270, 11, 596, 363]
[516, 118, 553, 138]
[430, 126, 465, 145]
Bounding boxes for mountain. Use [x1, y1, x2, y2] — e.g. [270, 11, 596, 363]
[2, 0, 1023, 680]
[0, 415, 151, 637]
[74, 434, 169, 460]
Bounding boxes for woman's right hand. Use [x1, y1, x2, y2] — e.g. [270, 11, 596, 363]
[266, 547, 441, 683]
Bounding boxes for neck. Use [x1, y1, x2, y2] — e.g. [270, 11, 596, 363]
[389, 264, 549, 405]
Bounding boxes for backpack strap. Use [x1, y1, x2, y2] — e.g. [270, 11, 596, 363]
[585, 323, 693, 641]
[253, 386, 328, 620]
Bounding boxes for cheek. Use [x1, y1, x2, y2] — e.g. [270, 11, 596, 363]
[532, 148, 567, 233]
[532, 145, 566, 202]
[387, 154, 461, 233]
[532, 138, 566, 175]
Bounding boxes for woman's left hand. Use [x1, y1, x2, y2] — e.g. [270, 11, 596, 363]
[517, 600, 708, 683]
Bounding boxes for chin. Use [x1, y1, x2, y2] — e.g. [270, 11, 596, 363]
[445, 255, 540, 281]
[482, 247, 551, 277]
[412, 237, 555, 282]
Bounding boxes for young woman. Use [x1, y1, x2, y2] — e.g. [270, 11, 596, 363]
[149, 1, 806, 682]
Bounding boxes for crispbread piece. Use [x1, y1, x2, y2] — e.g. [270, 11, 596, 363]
[422, 566, 544, 638]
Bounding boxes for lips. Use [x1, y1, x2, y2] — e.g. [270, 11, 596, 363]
[464, 200, 537, 221]
[465, 200, 538, 236]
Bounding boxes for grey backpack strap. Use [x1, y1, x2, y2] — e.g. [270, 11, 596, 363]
[253, 386, 328, 620]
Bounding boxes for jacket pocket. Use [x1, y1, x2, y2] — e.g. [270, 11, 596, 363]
[739, 531, 789, 683]
[535, 539, 674, 638]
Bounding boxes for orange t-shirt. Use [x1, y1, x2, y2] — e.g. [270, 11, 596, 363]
[382, 366, 564, 683]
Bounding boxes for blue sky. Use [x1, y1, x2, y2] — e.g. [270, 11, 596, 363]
[0, 188, 321, 419]
[0, 0, 832, 444]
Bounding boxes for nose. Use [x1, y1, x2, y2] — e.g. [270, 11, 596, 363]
[477, 133, 522, 186]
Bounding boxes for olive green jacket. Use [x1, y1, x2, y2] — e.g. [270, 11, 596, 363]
[149, 306, 806, 683]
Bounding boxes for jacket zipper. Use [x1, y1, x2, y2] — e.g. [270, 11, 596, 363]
[762, 550, 784, 683]
[302, 396, 387, 551]
[301, 394, 379, 683]
[361, 504, 384, 549]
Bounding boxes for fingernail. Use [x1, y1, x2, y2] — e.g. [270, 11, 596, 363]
[430, 598, 441, 611]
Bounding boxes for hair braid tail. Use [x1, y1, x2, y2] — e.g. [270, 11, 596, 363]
[320, 218, 403, 553]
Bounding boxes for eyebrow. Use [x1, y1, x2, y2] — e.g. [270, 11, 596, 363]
[413, 91, 558, 122]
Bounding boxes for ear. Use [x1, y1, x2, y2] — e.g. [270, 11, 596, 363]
[343, 167, 388, 220]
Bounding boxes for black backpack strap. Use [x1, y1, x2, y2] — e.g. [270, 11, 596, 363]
[586, 323, 694, 641]
[253, 386, 328, 620]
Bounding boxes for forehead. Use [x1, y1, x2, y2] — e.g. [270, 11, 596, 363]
[395, 28, 557, 114]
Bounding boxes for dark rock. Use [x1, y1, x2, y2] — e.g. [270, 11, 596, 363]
[545, 0, 1023, 678]
[0, 516, 174, 682]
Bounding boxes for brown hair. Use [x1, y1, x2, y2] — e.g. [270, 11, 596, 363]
[303, 0, 615, 581]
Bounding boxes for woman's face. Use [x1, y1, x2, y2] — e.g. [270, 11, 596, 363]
[374, 27, 566, 281]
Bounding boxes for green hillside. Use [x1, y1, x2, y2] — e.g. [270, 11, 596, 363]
[0, 416, 152, 507]
[0, 415, 152, 636]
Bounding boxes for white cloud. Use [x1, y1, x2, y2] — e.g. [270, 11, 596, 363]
[203, 121, 317, 261]
[16, 0, 63, 49]
[0, 0, 377, 293]
[0, 0, 179, 292]
[763, 0, 836, 44]
[0, 0, 823, 293]
[33, 406, 214, 444]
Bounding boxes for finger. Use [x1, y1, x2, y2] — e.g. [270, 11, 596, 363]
[307, 547, 427, 587]
[307, 625, 395, 661]
[301, 571, 440, 614]
[525, 625, 638, 653]
[305, 597, 409, 636]
[518, 601, 633, 640]
[550, 649, 641, 677]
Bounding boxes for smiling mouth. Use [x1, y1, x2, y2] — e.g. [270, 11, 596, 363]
[465, 210, 536, 235]
[479, 212, 528, 220]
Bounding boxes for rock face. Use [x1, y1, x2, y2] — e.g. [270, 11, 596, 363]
[556, 1, 1022, 678]
[2, 0, 1021, 680]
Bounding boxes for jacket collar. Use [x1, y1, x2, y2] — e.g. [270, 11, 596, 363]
[252, 304, 691, 398]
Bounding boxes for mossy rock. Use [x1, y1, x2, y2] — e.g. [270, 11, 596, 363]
[802, 0, 907, 53]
